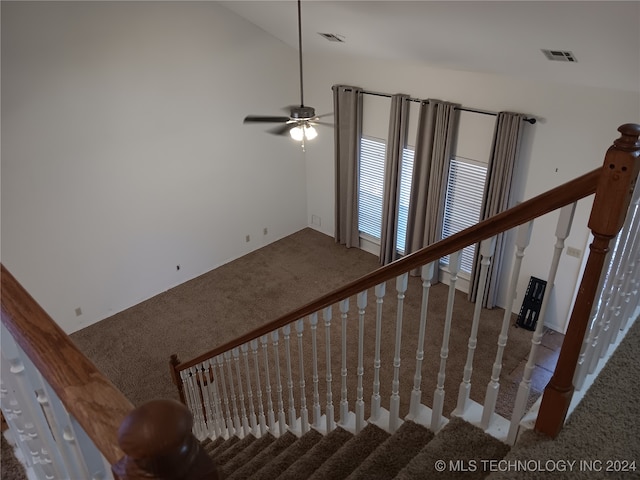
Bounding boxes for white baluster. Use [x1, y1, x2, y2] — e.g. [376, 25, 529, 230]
[582, 227, 627, 380]
[575, 307, 601, 392]
[232, 348, 250, 437]
[508, 204, 574, 444]
[431, 250, 461, 432]
[389, 272, 409, 433]
[370, 282, 386, 422]
[189, 366, 206, 439]
[339, 299, 350, 426]
[618, 232, 640, 331]
[408, 262, 435, 421]
[455, 237, 496, 418]
[617, 183, 640, 331]
[574, 189, 638, 394]
[216, 356, 235, 437]
[68, 413, 114, 480]
[261, 335, 276, 433]
[1, 330, 113, 479]
[208, 364, 222, 438]
[34, 375, 89, 480]
[356, 290, 368, 433]
[296, 319, 310, 434]
[2, 343, 60, 478]
[33, 388, 69, 478]
[37, 377, 94, 480]
[196, 363, 213, 436]
[282, 324, 297, 430]
[41, 457, 57, 480]
[309, 313, 322, 428]
[324, 306, 335, 432]
[271, 330, 287, 436]
[205, 360, 224, 438]
[600, 206, 640, 348]
[180, 369, 196, 431]
[251, 339, 268, 436]
[241, 344, 258, 435]
[224, 351, 243, 436]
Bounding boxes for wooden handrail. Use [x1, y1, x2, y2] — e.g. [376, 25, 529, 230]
[0, 264, 134, 466]
[175, 166, 601, 372]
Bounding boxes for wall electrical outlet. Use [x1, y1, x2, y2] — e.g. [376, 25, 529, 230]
[566, 246, 582, 258]
[245, 235, 250, 243]
[75, 307, 82, 317]
[263, 227, 268, 235]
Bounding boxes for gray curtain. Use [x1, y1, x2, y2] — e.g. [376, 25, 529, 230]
[380, 94, 410, 264]
[404, 100, 459, 272]
[469, 112, 526, 307]
[333, 85, 363, 248]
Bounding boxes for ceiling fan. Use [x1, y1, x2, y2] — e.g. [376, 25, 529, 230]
[243, 0, 332, 145]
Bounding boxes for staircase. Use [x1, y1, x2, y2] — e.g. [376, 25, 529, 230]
[202, 417, 509, 480]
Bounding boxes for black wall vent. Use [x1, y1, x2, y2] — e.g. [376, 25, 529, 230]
[541, 49, 577, 62]
[318, 32, 345, 43]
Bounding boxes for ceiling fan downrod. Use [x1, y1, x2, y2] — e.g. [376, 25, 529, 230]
[297, 0, 304, 108]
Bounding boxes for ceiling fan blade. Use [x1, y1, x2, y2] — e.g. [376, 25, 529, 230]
[311, 121, 334, 127]
[269, 123, 295, 136]
[314, 112, 334, 120]
[244, 115, 290, 124]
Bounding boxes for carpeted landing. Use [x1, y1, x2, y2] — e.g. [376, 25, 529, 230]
[202, 416, 510, 480]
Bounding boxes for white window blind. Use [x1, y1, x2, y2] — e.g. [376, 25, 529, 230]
[358, 137, 415, 254]
[358, 137, 386, 239]
[441, 157, 488, 273]
[396, 147, 415, 255]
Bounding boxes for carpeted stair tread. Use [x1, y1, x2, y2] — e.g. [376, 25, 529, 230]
[225, 431, 298, 480]
[209, 434, 240, 458]
[218, 433, 276, 476]
[214, 433, 256, 466]
[395, 417, 510, 480]
[202, 436, 225, 457]
[346, 420, 434, 480]
[251, 429, 323, 480]
[278, 427, 354, 480]
[308, 423, 391, 480]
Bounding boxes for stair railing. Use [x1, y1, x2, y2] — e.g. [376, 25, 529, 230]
[171, 124, 639, 445]
[535, 123, 640, 437]
[1, 265, 220, 479]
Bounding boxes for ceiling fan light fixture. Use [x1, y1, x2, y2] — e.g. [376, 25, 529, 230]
[304, 124, 318, 140]
[243, 0, 332, 143]
[290, 125, 304, 141]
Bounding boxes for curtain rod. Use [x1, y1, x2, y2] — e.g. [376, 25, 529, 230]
[353, 88, 537, 124]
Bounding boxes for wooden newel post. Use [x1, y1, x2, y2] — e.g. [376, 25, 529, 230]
[170, 354, 187, 404]
[112, 399, 221, 480]
[535, 123, 640, 438]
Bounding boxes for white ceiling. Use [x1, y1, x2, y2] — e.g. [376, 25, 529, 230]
[219, 1, 640, 93]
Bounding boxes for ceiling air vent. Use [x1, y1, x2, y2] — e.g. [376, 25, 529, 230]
[541, 49, 577, 62]
[318, 32, 345, 43]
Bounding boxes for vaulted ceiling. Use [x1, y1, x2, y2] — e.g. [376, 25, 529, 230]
[220, 1, 640, 93]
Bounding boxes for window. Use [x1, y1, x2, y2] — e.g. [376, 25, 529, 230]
[396, 148, 415, 254]
[358, 137, 386, 239]
[441, 157, 488, 274]
[358, 137, 415, 254]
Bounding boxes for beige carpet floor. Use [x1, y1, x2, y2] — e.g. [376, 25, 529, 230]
[487, 316, 640, 479]
[70, 228, 554, 422]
